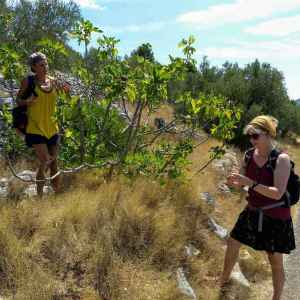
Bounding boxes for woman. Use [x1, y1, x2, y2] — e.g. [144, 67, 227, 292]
[17, 52, 69, 197]
[221, 115, 295, 300]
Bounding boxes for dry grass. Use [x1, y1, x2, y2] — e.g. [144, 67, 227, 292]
[1, 131, 299, 299]
[0, 174, 214, 299]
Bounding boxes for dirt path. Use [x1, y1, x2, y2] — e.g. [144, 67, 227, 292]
[282, 209, 300, 300]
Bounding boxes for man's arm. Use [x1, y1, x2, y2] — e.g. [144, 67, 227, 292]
[16, 78, 36, 106]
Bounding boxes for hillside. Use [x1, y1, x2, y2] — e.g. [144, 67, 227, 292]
[2, 133, 300, 299]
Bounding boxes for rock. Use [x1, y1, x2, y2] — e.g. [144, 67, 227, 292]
[212, 151, 239, 177]
[176, 267, 197, 299]
[184, 244, 200, 257]
[0, 177, 8, 187]
[0, 186, 8, 198]
[231, 263, 250, 288]
[200, 192, 215, 206]
[9, 170, 36, 182]
[223, 152, 239, 166]
[211, 161, 225, 174]
[208, 217, 228, 240]
[24, 184, 53, 197]
[7, 170, 54, 199]
[295, 137, 300, 145]
[218, 182, 231, 193]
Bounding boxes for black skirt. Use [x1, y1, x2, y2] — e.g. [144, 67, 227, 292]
[230, 208, 296, 254]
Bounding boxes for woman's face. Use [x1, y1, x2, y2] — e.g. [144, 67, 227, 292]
[247, 130, 269, 148]
[32, 59, 48, 75]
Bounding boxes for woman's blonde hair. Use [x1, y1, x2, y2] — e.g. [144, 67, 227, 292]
[244, 115, 278, 138]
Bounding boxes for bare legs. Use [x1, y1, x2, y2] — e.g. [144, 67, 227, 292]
[267, 252, 285, 300]
[220, 238, 285, 300]
[220, 237, 242, 285]
[33, 143, 60, 197]
[48, 144, 60, 193]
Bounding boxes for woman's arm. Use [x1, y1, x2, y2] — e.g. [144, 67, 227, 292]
[228, 153, 291, 200]
[251, 153, 290, 200]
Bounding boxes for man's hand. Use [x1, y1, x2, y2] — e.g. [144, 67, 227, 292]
[26, 95, 37, 106]
[54, 79, 71, 93]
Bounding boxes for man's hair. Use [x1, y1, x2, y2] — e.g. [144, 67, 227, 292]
[28, 52, 47, 72]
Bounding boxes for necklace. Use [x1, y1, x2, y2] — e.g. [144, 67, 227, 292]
[36, 77, 48, 85]
[36, 76, 52, 92]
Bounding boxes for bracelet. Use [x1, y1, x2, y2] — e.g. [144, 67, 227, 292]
[250, 181, 259, 190]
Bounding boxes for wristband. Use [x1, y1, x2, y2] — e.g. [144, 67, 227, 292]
[250, 181, 259, 191]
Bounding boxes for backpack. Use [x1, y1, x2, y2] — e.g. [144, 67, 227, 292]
[12, 75, 37, 134]
[244, 148, 300, 208]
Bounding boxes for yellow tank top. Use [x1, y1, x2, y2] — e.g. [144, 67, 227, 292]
[26, 81, 59, 138]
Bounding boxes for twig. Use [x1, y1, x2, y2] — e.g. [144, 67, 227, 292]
[6, 155, 119, 183]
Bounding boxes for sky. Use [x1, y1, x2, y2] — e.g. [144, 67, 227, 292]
[70, 0, 300, 100]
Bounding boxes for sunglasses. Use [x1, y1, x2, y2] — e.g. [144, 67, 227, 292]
[247, 133, 260, 140]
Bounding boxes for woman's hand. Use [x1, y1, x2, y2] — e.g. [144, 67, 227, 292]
[227, 173, 253, 189]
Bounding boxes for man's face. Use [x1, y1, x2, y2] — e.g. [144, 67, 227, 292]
[32, 59, 48, 75]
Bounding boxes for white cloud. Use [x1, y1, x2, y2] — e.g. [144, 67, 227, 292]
[74, 0, 105, 10]
[103, 21, 165, 34]
[177, 0, 300, 28]
[245, 14, 300, 36]
[201, 39, 300, 61]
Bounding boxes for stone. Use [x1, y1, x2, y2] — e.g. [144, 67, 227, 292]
[0, 186, 8, 198]
[218, 182, 231, 193]
[176, 267, 197, 299]
[231, 263, 250, 288]
[184, 244, 200, 257]
[200, 192, 215, 206]
[211, 161, 225, 172]
[23, 184, 53, 197]
[208, 217, 228, 240]
[0, 177, 8, 187]
[9, 170, 36, 182]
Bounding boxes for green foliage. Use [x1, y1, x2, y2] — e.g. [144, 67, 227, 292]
[36, 38, 68, 70]
[124, 140, 193, 181]
[0, 17, 240, 180]
[10, 0, 80, 48]
[57, 94, 127, 165]
[173, 54, 300, 147]
[71, 18, 102, 57]
[130, 43, 155, 62]
[0, 46, 24, 82]
[0, 0, 81, 71]
[188, 93, 242, 142]
[178, 35, 196, 66]
[0, 105, 28, 159]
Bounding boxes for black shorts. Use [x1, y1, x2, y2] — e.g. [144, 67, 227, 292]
[25, 133, 59, 148]
[230, 208, 295, 254]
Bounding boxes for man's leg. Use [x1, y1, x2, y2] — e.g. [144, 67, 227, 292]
[32, 143, 50, 197]
[48, 143, 60, 193]
[267, 252, 285, 300]
[220, 237, 242, 285]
